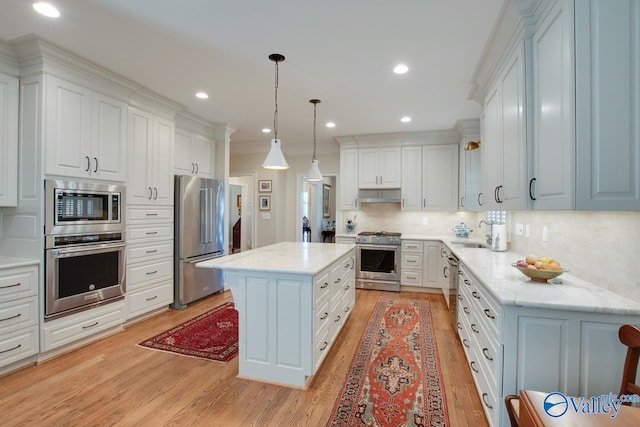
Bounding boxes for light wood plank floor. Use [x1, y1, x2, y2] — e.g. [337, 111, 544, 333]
[0, 290, 489, 426]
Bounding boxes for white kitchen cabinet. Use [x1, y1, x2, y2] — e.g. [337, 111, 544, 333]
[339, 148, 359, 210]
[124, 206, 174, 321]
[401, 145, 458, 211]
[358, 147, 401, 189]
[530, 0, 574, 209]
[127, 107, 175, 206]
[0, 72, 18, 207]
[175, 128, 214, 178]
[459, 134, 482, 211]
[574, 0, 640, 210]
[334, 236, 356, 245]
[423, 241, 443, 289]
[400, 240, 423, 286]
[0, 264, 39, 372]
[481, 44, 528, 211]
[44, 75, 127, 181]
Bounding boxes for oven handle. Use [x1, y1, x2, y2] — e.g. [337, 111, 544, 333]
[48, 242, 126, 256]
[357, 244, 400, 251]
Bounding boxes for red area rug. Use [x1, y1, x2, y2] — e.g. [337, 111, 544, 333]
[327, 296, 449, 426]
[138, 302, 238, 362]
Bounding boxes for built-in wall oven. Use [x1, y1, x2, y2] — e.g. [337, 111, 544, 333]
[44, 180, 126, 319]
[355, 231, 401, 292]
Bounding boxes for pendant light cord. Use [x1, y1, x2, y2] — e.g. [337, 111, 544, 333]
[273, 60, 279, 140]
[312, 102, 317, 161]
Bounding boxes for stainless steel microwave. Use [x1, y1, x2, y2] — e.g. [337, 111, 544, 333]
[45, 179, 125, 236]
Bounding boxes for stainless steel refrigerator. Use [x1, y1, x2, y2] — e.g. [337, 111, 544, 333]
[173, 175, 225, 309]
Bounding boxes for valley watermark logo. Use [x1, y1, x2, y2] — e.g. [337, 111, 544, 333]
[543, 392, 640, 419]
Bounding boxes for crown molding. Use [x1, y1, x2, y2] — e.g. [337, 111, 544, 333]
[334, 129, 460, 148]
[454, 118, 481, 136]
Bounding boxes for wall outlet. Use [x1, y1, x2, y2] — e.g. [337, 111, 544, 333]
[515, 223, 524, 236]
[542, 226, 548, 242]
[525, 224, 530, 238]
[422, 217, 429, 225]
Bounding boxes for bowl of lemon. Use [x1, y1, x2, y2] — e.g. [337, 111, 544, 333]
[512, 255, 567, 282]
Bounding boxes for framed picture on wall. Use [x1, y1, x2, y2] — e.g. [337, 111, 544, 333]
[322, 184, 331, 218]
[259, 195, 271, 211]
[258, 180, 272, 192]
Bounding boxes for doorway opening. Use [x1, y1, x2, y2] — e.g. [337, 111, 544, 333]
[297, 174, 336, 243]
[229, 175, 255, 252]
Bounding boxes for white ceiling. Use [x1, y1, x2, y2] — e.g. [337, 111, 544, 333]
[0, 0, 504, 154]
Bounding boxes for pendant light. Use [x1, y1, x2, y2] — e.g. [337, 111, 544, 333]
[262, 53, 289, 170]
[306, 99, 323, 182]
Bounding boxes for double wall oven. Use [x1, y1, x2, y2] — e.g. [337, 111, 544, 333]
[355, 231, 401, 292]
[44, 180, 126, 319]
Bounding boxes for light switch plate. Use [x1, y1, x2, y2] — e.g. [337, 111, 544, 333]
[525, 224, 530, 238]
[422, 217, 429, 225]
[515, 223, 524, 236]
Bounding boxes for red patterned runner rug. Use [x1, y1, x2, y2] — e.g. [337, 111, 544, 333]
[327, 296, 449, 426]
[138, 301, 238, 362]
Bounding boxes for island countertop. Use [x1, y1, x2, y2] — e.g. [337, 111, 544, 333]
[196, 241, 356, 275]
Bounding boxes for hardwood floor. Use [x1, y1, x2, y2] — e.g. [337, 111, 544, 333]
[0, 290, 489, 426]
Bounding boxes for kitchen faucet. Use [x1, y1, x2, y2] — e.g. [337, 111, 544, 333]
[478, 219, 493, 246]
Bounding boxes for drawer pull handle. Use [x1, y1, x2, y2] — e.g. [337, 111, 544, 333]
[320, 282, 329, 289]
[471, 323, 479, 334]
[334, 278, 341, 283]
[484, 309, 495, 319]
[464, 279, 471, 286]
[457, 322, 462, 330]
[407, 276, 417, 280]
[146, 270, 158, 275]
[146, 250, 158, 254]
[320, 312, 328, 320]
[344, 306, 350, 313]
[407, 260, 417, 263]
[344, 285, 350, 290]
[482, 393, 493, 410]
[320, 341, 328, 351]
[146, 231, 158, 235]
[482, 347, 493, 361]
[471, 361, 479, 373]
[82, 321, 99, 329]
[458, 295, 462, 301]
[463, 339, 470, 348]
[146, 296, 158, 302]
[0, 282, 21, 289]
[472, 291, 480, 300]
[0, 344, 22, 354]
[0, 313, 21, 322]
[335, 315, 341, 322]
[146, 213, 159, 216]
[463, 307, 470, 314]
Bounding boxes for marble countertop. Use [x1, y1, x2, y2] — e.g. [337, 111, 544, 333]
[197, 242, 356, 275]
[0, 256, 40, 270]
[400, 234, 640, 316]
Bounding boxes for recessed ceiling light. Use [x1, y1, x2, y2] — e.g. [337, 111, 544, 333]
[401, 116, 412, 123]
[262, 128, 271, 133]
[33, 2, 60, 18]
[393, 64, 409, 74]
[326, 122, 336, 128]
[195, 92, 208, 99]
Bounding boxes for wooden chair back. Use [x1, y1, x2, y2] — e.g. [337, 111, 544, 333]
[504, 394, 520, 426]
[618, 324, 640, 402]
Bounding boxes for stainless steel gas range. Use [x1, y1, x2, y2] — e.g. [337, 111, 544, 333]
[355, 231, 401, 292]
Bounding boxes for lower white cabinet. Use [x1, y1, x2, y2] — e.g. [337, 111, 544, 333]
[125, 206, 174, 321]
[457, 262, 640, 427]
[334, 236, 356, 245]
[401, 240, 423, 286]
[0, 264, 38, 372]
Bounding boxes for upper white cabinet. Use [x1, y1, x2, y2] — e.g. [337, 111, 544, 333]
[127, 107, 175, 206]
[529, 0, 574, 209]
[481, 44, 529, 211]
[574, 0, 640, 210]
[358, 147, 401, 189]
[459, 135, 482, 211]
[0, 71, 18, 207]
[44, 75, 127, 181]
[339, 148, 359, 210]
[174, 128, 214, 178]
[402, 145, 458, 211]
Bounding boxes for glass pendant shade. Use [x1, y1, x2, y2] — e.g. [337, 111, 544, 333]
[262, 139, 289, 170]
[307, 159, 323, 182]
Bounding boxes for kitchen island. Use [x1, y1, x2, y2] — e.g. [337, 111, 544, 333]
[197, 242, 356, 388]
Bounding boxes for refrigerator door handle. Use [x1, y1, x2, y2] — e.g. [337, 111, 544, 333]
[185, 253, 224, 264]
[200, 188, 210, 244]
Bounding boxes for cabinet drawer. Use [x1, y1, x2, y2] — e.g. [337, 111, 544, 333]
[0, 325, 38, 368]
[127, 258, 173, 289]
[128, 226, 173, 242]
[0, 265, 38, 304]
[127, 242, 173, 263]
[469, 347, 499, 427]
[402, 240, 424, 252]
[313, 270, 331, 308]
[42, 302, 124, 352]
[470, 285, 501, 336]
[0, 297, 38, 335]
[127, 207, 173, 223]
[313, 323, 330, 372]
[401, 253, 423, 269]
[401, 270, 422, 286]
[472, 311, 502, 387]
[313, 298, 331, 338]
[127, 281, 173, 319]
[340, 291, 354, 321]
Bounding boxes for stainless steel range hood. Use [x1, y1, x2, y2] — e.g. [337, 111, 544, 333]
[357, 189, 401, 203]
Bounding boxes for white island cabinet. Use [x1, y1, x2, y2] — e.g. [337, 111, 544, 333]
[197, 242, 355, 388]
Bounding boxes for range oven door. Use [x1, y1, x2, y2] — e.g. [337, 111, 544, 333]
[356, 244, 400, 282]
[45, 242, 126, 319]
